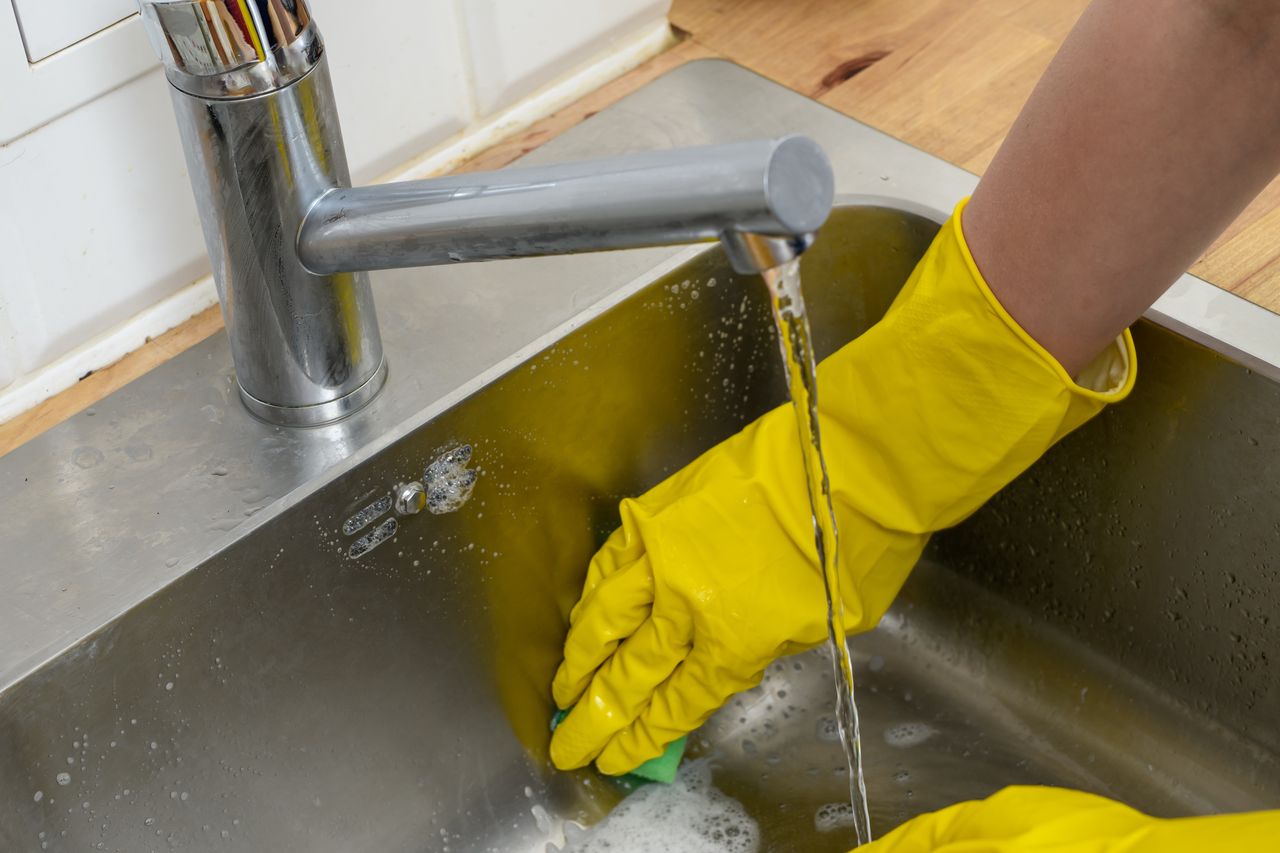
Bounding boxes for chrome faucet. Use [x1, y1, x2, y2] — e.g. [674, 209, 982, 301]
[140, 1, 834, 426]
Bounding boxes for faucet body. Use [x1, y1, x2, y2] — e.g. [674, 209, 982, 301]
[168, 56, 384, 425]
[142, 1, 833, 426]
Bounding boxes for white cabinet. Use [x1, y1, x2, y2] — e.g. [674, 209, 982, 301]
[11, 0, 137, 61]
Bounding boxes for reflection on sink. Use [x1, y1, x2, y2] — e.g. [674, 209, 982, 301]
[2, 205, 1278, 851]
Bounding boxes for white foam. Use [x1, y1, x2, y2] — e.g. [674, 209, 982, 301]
[554, 760, 758, 853]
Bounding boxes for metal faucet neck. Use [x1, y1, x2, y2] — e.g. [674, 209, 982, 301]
[145, 1, 834, 427]
[139, 0, 322, 98]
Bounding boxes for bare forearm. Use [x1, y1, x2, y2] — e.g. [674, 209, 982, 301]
[964, 0, 1280, 375]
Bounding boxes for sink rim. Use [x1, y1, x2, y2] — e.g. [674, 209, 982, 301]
[2, 57, 1279, 698]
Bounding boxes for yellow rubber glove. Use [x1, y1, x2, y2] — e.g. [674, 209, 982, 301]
[858, 785, 1278, 852]
[549, 198, 1137, 775]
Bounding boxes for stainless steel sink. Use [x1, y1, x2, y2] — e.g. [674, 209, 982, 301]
[2, 61, 1277, 852]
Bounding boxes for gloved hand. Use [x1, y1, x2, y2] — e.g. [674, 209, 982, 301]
[549, 198, 1136, 776]
[858, 785, 1278, 852]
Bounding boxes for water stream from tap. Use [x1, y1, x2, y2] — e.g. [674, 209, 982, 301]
[762, 258, 873, 846]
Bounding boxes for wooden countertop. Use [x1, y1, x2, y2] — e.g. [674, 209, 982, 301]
[4, 0, 1278, 454]
[671, 0, 1280, 307]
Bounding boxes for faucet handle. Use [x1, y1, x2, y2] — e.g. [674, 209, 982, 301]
[138, 0, 323, 98]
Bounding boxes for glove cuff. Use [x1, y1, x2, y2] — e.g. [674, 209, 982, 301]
[952, 196, 1137, 403]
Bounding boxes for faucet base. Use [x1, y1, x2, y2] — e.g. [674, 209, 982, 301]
[239, 358, 388, 428]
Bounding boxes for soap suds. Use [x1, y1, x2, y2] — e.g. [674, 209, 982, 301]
[551, 760, 758, 853]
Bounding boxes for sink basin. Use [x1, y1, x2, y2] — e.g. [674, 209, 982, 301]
[2, 60, 1277, 851]
[3, 201, 1278, 850]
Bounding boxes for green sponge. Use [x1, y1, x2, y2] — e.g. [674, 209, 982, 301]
[550, 709, 686, 785]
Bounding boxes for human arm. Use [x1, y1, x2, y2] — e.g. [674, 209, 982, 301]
[549, 0, 1280, 776]
[548, 203, 1134, 774]
[966, 0, 1280, 375]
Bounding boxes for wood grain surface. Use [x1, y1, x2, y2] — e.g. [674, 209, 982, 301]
[0, 306, 224, 457]
[6, 1, 1280, 453]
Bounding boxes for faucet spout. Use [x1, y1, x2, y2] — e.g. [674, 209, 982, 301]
[141, 0, 836, 426]
[297, 138, 833, 277]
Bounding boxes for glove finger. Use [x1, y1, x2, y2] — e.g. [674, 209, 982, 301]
[567, 505, 647, 625]
[568, 529, 628, 624]
[549, 614, 688, 771]
[552, 556, 655, 709]
[595, 645, 762, 776]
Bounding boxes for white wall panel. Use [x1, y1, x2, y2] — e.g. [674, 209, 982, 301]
[0, 6, 154, 145]
[0, 183, 31, 391]
[11, 0, 136, 61]
[460, 0, 670, 115]
[0, 0, 473, 396]
[0, 69, 205, 373]
[317, 0, 472, 183]
[0, 0, 670, 416]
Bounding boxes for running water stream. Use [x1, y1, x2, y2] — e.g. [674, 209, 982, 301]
[762, 258, 873, 846]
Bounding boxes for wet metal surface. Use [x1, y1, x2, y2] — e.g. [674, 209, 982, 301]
[1, 61, 1278, 851]
[2, 204, 1277, 851]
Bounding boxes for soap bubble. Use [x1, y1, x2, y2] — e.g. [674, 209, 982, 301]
[813, 802, 855, 833]
[554, 760, 758, 853]
[883, 722, 937, 748]
[424, 445, 477, 515]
